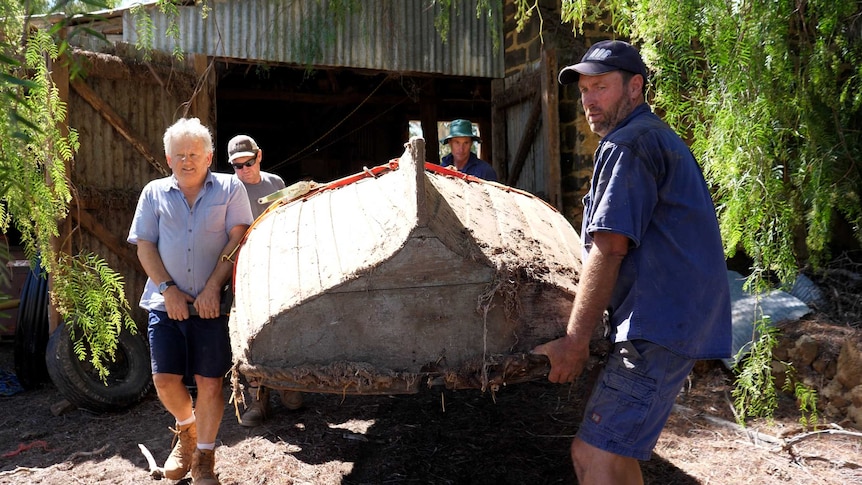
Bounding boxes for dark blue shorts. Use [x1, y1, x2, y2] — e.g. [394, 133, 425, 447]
[147, 310, 232, 378]
[577, 339, 695, 460]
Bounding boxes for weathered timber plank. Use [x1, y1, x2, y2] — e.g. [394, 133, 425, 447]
[507, 94, 543, 186]
[71, 78, 168, 176]
[69, 204, 143, 274]
[541, 48, 562, 210]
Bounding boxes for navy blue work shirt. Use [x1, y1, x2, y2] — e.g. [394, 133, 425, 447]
[441, 152, 498, 182]
[582, 103, 732, 360]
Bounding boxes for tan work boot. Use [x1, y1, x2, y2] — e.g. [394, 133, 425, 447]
[281, 390, 304, 410]
[239, 386, 270, 427]
[164, 420, 197, 480]
[191, 447, 220, 485]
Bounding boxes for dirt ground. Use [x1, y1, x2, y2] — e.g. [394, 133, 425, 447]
[1, 314, 861, 485]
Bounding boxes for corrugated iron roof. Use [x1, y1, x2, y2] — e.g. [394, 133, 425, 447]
[65, 0, 503, 78]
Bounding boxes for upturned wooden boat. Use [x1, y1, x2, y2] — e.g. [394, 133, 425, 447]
[229, 138, 582, 395]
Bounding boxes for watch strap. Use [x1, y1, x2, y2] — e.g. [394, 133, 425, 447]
[159, 280, 176, 294]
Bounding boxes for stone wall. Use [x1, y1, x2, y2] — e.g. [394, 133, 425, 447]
[773, 320, 862, 428]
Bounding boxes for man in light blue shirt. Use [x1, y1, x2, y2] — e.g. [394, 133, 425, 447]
[128, 117, 252, 484]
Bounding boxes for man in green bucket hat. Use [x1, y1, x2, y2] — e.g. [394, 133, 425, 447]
[440, 119, 497, 182]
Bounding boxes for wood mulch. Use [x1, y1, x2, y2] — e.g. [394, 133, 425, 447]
[1, 328, 860, 484]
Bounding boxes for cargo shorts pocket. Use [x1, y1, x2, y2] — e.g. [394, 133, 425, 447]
[588, 356, 657, 443]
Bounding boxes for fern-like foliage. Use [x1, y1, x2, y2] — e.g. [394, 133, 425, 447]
[53, 253, 136, 382]
[1, 5, 136, 381]
[783, 371, 819, 429]
[732, 316, 780, 425]
[554, 0, 862, 281]
[506, 0, 861, 425]
[426, 1, 503, 52]
[130, 3, 156, 60]
[130, 0, 203, 61]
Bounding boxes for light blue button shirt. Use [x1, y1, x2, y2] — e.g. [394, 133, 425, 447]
[127, 171, 253, 312]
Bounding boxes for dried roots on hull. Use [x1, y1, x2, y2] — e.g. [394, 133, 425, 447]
[230, 333, 612, 405]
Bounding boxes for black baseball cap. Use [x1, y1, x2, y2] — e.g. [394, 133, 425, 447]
[558, 40, 648, 85]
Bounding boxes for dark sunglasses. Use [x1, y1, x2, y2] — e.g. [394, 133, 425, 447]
[231, 154, 257, 170]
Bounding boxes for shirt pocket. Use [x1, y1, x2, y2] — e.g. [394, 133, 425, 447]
[205, 204, 227, 233]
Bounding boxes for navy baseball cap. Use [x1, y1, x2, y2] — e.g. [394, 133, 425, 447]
[558, 40, 648, 85]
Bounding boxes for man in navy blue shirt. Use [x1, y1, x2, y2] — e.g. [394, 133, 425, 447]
[440, 119, 497, 181]
[534, 40, 731, 484]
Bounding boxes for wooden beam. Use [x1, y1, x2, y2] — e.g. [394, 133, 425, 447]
[493, 71, 540, 109]
[419, 80, 440, 163]
[69, 202, 144, 275]
[190, 53, 213, 126]
[71, 78, 169, 176]
[506, 95, 543, 187]
[491, 79, 508, 182]
[541, 48, 562, 210]
[477, 119, 492, 165]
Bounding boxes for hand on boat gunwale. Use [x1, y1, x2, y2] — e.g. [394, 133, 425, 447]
[532, 335, 590, 384]
[192, 285, 224, 320]
[163, 285, 195, 321]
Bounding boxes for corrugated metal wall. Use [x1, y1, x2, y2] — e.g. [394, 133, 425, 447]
[69, 53, 200, 324]
[122, 0, 503, 78]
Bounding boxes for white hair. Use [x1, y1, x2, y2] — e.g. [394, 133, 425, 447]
[163, 118, 214, 155]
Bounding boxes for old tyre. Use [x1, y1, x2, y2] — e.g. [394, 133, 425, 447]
[13, 264, 50, 389]
[45, 323, 153, 412]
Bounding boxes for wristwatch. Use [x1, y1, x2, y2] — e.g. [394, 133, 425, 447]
[158, 280, 176, 294]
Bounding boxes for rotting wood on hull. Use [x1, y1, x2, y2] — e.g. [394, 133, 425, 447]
[229, 137, 586, 395]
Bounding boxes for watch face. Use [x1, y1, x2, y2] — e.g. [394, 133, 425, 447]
[158, 282, 167, 293]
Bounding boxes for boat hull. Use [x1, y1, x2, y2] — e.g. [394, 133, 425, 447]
[230, 138, 583, 394]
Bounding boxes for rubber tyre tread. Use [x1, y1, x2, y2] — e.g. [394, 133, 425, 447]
[45, 322, 153, 412]
[13, 266, 50, 389]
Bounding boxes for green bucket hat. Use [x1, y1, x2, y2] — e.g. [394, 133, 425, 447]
[441, 119, 480, 145]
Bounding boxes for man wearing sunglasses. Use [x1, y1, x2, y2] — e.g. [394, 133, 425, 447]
[226, 135, 303, 426]
[227, 135, 286, 220]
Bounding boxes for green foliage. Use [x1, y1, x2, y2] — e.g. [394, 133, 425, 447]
[477, 0, 502, 52]
[433, 0, 502, 52]
[507, 0, 857, 426]
[4, 28, 75, 261]
[54, 253, 135, 381]
[49, 0, 117, 15]
[783, 372, 819, 429]
[1, 3, 135, 381]
[730, 309, 818, 428]
[434, 0, 454, 39]
[552, 0, 862, 281]
[159, 0, 184, 60]
[512, 0, 539, 33]
[130, 3, 155, 60]
[131, 0, 193, 61]
[296, 0, 362, 70]
[732, 316, 780, 425]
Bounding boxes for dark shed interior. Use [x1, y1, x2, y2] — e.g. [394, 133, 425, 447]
[215, 64, 493, 185]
